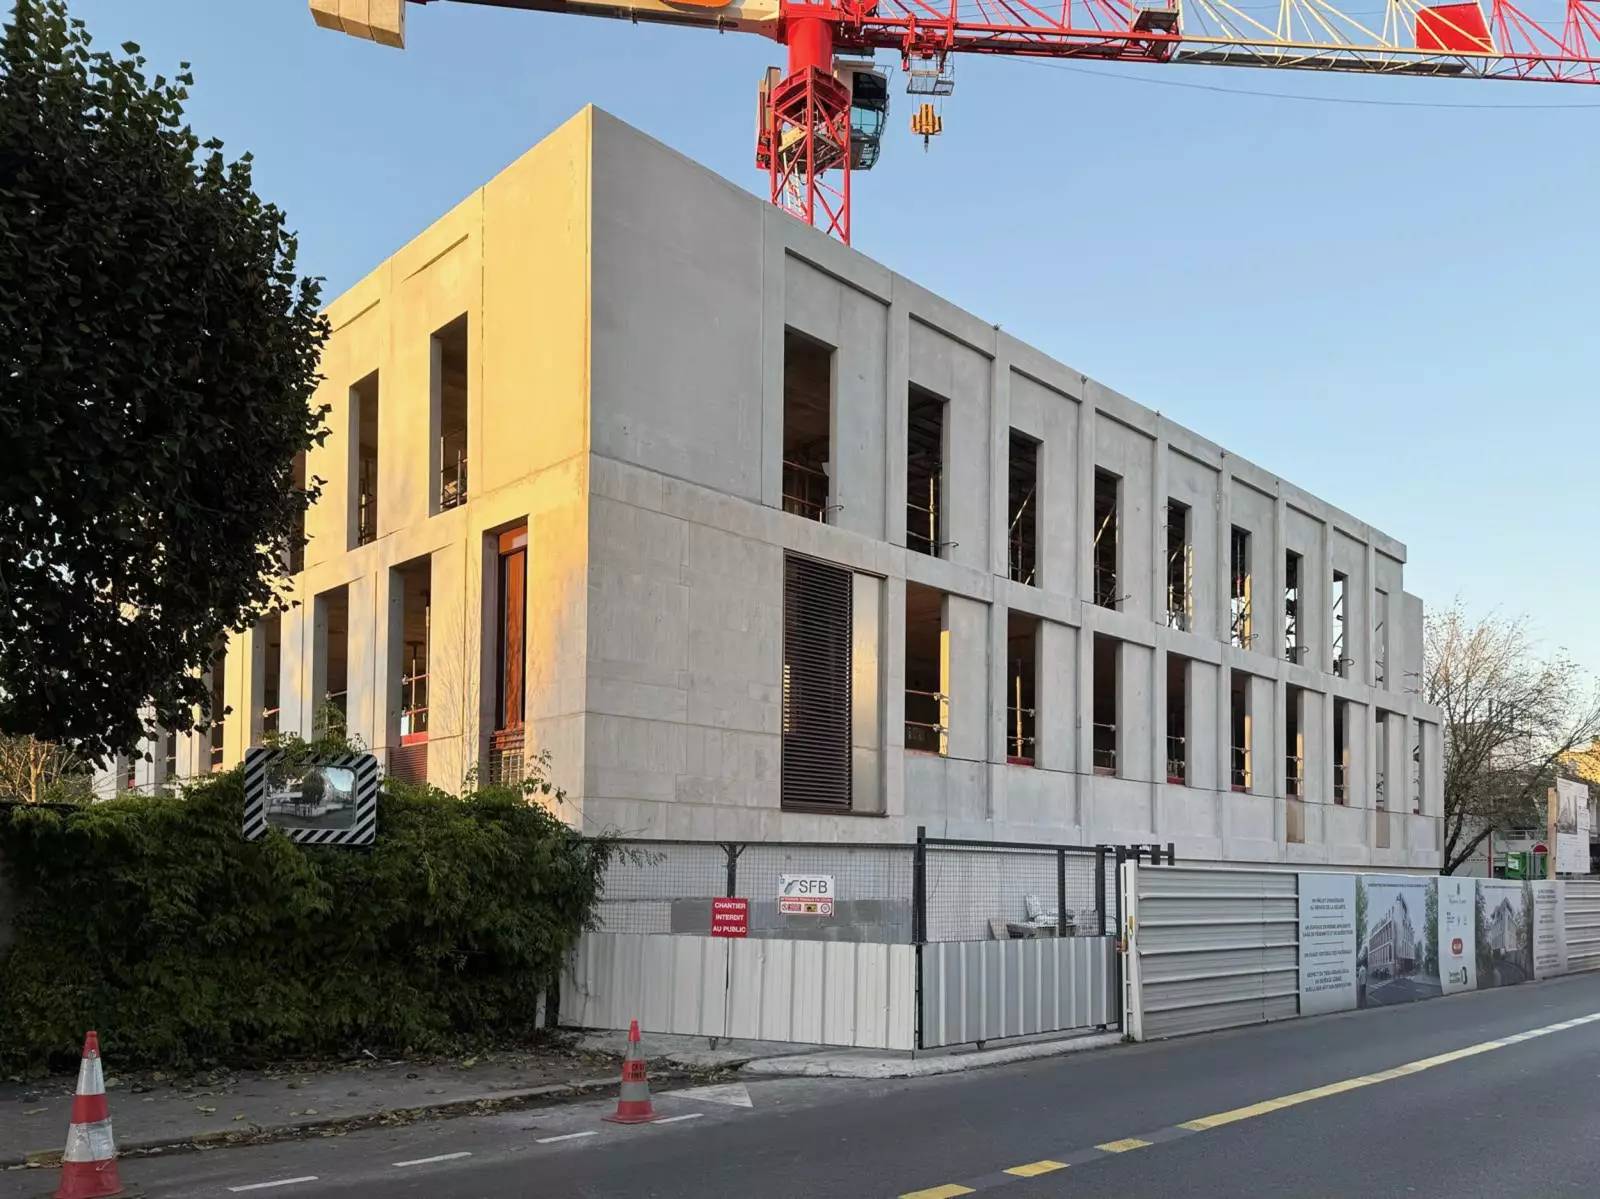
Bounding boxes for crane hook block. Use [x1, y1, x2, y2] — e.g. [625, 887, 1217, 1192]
[910, 103, 942, 150]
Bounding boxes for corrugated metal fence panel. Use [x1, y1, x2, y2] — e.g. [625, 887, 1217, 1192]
[1136, 867, 1300, 1040]
[1566, 881, 1600, 974]
[919, 937, 1115, 1049]
[563, 934, 916, 1051]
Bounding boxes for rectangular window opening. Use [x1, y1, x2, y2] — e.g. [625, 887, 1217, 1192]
[782, 554, 854, 808]
[906, 387, 946, 556]
[1166, 499, 1192, 631]
[782, 329, 833, 522]
[1230, 669, 1251, 792]
[904, 581, 947, 756]
[1375, 707, 1391, 848]
[1230, 527, 1253, 649]
[1007, 430, 1039, 585]
[1374, 588, 1389, 688]
[1006, 612, 1037, 765]
[1092, 470, 1120, 609]
[434, 315, 469, 512]
[1284, 551, 1302, 663]
[1411, 726, 1424, 816]
[314, 584, 350, 736]
[1333, 697, 1350, 804]
[390, 556, 432, 785]
[1332, 571, 1349, 677]
[1093, 633, 1118, 775]
[483, 525, 528, 786]
[261, 613, 282, 737]
[163, 729, 176, 781]
[209, 641, 227, 772]
[1166, 654, 1188, 785]
[352, 370, 380, 547]
[1286, 685, 1306, 843]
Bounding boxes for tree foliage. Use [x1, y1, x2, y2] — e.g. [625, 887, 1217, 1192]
[0, 746, 616, 1074]
[0, 0, 328, 760]
[1429, 604, 1600, 875]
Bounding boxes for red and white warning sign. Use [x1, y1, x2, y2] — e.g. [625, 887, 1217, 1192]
[778, 874, 835, 917]
[710, 897, 748, 937]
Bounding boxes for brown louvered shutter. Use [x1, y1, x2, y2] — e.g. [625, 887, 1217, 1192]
[782, 554, 853, 810]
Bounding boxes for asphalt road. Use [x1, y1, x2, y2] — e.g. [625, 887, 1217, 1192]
[7, 971, 1600, 1198]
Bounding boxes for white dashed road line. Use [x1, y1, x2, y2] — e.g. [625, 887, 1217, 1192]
[228, 1179, 320, 1193]
[655, 1113, 705, 1125]
[536, 1130, 599, 1144]
[393, 1151, 474, 1167]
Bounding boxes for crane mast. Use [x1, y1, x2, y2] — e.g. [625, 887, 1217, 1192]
[311, 0, 1600, 243]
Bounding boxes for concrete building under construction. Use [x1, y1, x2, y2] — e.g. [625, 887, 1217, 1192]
[101, 108, 1443, 869]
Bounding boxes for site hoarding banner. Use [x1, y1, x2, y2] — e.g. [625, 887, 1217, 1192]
[1551, 778, 1592, 876]
[1298, 873, 1358, 1016]
[1355, 875, 1441, 1009]
[1475, 878, 1534, 988]
[1531, 881, 1568, 979]
[1436, 877, 1476, 994]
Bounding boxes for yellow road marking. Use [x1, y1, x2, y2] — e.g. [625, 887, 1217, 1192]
[1003, 1160, 1068, 1177]
[1178, 1036, 1512, 1131]
[899, 1186, 975, 1199]
[1096, 1138, 1152, 1153]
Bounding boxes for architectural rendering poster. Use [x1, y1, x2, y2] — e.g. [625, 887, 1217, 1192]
[1298, 872, 1357, 1015]
[1355, 875, 1440, 1008]
[1475, 878, 1533, 988]
[1551, 778, 1592, 876]
[1531, 880, 1568, 980]
[1436, 877, 1476, 994]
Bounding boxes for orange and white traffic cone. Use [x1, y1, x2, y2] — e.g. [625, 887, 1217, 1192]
[601, 1019, 658, 1124]
[54, 1031, 123, 1199]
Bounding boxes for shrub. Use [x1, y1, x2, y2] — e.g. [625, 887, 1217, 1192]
[0, 751, 613, 1074]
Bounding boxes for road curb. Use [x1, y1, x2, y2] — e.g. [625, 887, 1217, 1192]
[2, 1071, 691, 1169]
[741, 1031, 1124, 1078]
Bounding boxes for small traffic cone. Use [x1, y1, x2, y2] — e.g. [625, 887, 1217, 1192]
[54, 1031, 123, 1199]
[602, 1019, 658, 1124]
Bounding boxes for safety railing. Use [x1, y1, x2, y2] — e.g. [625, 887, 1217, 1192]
[1093, 722, 1117, 775]
[781, 458, 828, 521]
[904, 688, 947, 754]
[1166, 734, 1186, 784]
[1230, 744, 1251, 792]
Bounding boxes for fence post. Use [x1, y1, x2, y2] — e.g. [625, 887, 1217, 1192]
[1096, 847, 1108, 936]
[1056, 848, 1068, 936]
[912, 825, 927, 945]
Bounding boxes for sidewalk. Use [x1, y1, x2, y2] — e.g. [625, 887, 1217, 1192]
[0, 1040, 650, 1168]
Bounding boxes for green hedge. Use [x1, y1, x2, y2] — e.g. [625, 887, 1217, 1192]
[0, 762, 613, 1074]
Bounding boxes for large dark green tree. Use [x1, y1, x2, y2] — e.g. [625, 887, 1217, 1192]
[0, 0, 328, 760]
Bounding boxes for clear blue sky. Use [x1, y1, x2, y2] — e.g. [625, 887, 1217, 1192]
[69, 1, 1599, 677]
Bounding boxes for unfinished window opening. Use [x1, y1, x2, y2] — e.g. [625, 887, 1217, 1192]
[1284, 551, 1303, 663]
[1092, 470, 1120, 609]
[1007, 431, 1039, 585]
[486, 524, 527, 785]
[1332, 571, 1349, 677]
[288, 451, 307, 574]
[1286, 685, 1306, 843]
[1375, 708, 1391, 847]
[352, 370, 380, 547]
[904, 582, 947, 755]
[208, 641, 227, 772]
[260, 613, 282, 737]
[163, 730, 176, 781]
[1411, 726, 1424, 815]
[1333, 697, 1350, 804]
[782, 555, 854, 808]
[782, 329, 833, 521]
[1230, 670, 1251, 792]
[1006, 613, 1037, 765]
[1092, 633, 1118, 775]
[314, 584, 350, 736]
[390, 556, 432, 785]
[433, 315, 469, 512]
[125, 754, 136, 790]
[1166, 500, 1192, 631]
[1373, 588, 1389, 688]
[1230, 527, 1253, 649]
[906, 387, 946, 555]
[1166, 654, 1188, 784]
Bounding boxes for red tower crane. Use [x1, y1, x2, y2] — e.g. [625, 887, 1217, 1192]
[311, 0, 1600, 244]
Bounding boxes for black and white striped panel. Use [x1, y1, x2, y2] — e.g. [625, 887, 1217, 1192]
[241, 746, 379, 847]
